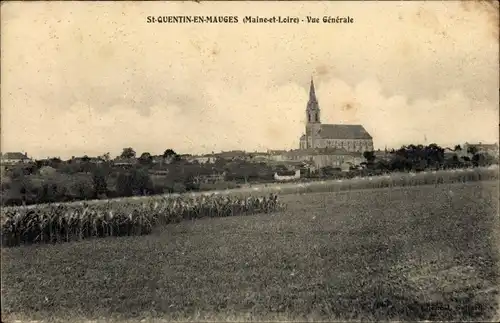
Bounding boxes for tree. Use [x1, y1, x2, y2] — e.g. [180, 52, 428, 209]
[163, 149, 182, 163]
[116, 168, 153, 196]
[139, 152, 153, 165]
[163, 149, 177, 158]
[363, 151, 376, 163]
[92, 168, 108, 198]
[101, 152, 111, 161]
[131, 168, 153, 195]
[116, 172, 134, 197]
[121, 148, 136, 159]
[49, 157, 62, 168]
[423, 144, 445, 169]
[467, 145, 478, 155]
[454, 145, 462, 151]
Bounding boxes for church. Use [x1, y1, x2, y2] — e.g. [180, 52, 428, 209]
[299, 77, 374, 153]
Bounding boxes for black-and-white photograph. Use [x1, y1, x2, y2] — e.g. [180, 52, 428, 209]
[1, 1, 499, 322]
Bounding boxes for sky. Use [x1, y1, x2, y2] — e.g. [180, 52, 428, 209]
[1, 0, 499, 159]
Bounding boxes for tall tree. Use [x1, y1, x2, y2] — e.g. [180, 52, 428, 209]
[92, 168, 108, 198]
[121, 148, 136, 159]
[163, 149, 177, 158]
[467, 145, 478, 155]
[363, 151, 376, 163]
[139, 152, 153, 165]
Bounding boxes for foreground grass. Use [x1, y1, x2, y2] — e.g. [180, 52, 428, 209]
[2, 181, 499, 322]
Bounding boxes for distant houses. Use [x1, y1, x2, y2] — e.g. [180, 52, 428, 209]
[463, 142, 499, 158]
[113, 157, 138, 168]
[185, 154, 218, 164]
[4, 141, 495, 177]
[0, 152, 32, 165]
[193, 172, 226, 184]
[178, 148, 366, 171]
[70, 156, 105, 164]
[1, 152, 33, 173]
[279, 148, 364, 169]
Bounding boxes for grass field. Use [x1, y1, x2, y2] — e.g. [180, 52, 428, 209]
[2, 180, 499, 322]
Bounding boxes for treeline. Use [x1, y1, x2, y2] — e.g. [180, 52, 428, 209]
[0, 158, 280, 206]
[1, 144, 497, 206]
[363, 144, 496, 172]
[304, 144, 497, 179]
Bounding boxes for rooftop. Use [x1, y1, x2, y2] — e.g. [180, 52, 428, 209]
[285, 148, 363, 157]
[319, 124, 372, 140]
[1, 152, 30, 160]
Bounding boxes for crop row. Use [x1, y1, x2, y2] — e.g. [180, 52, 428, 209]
[272, 167, 499, 195]
[1, 193, 285, 247]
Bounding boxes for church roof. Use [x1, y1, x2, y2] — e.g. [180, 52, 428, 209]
[286, 148, 363, 157]
[319, 124, 372, 140]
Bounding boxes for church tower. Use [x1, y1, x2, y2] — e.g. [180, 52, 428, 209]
[305, 77, 322, 149]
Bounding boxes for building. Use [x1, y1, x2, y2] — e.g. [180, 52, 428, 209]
[0, 152, 32, 165]
[248, 152, 271, 163]
[463, 142, 499, 158]
[267, 150, 288, 162]
[214, 150, 248, 161]
[193, 172, 226, 184]
[70, 156, 104, 164]
[299, 77, 374, 153]
[284, 148, 364, 169]
[186, 154, 217, 164]
[113, 157, 138, 168]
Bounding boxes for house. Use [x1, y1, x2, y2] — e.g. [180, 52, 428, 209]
[278, 148, 365, 169]
[71, 156, 104, 164]
[463, 142, 499, 158]
[340, 162, 352, 172]
[248, 152, 271, 163]
[151, 155, 167, 165]
[214, 150, 248, 161]
[267, 150, 288, 161]
[186, 154, 217, 164]
[113, 158, 138, 168]
[193, 172, 226, 184]
[0, 152, 32, 165]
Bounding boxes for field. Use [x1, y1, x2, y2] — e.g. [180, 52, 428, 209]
[2, 180, 499, 322]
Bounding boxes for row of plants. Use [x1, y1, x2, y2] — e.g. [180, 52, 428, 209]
[1, 193, 285, 247]
[273, 167, 498, 195]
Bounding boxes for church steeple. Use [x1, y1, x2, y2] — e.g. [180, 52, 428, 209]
[309, 77, 317, 103]
[306, 76, 320, 123]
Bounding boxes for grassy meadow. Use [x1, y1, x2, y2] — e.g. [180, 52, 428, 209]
[2, 180, 499, 322]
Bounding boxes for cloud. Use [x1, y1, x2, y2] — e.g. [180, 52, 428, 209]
[316, 77, 498, 149]
[1, 1, 498, 159]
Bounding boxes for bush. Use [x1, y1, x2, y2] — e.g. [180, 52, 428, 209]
[116, 168, 154, 197]
[173, 182, 187, 194]
[92, 168, 108, 198]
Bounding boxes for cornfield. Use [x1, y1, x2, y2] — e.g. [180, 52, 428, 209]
[1, 193, 285, 247]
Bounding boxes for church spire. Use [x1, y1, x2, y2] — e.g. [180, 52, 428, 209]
[309, 76, 317, 103]
[306, 75, 320, 124]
